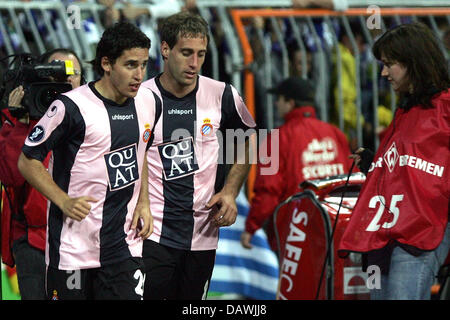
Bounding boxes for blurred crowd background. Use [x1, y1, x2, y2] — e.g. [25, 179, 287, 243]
[2, 1, 450, 151]
[1, 0, 450, 300]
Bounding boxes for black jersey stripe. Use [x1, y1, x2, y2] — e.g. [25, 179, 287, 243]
[214, 84, 253, 194]
[147, 92, 162, 149]
[159, 83, 197, 250]
[99, 98, 139, 265]
[47, 95, 86, 268]
[214, 84, 235, 194]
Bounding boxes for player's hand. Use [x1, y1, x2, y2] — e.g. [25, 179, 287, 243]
[240, 231, 253, 249]
[62, 196, 97, 221]
[206, 191, 238, 227]
[131, 203, 153, 240]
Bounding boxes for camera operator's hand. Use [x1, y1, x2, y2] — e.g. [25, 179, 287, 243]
[8, 86, 28, 124]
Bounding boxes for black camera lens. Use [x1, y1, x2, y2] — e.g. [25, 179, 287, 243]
[36, 87, 59, 114]
[3, 55, 73, 120]
[26, 82, 72, 119]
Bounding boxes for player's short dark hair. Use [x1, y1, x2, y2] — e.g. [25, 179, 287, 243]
[93, 22, 150, 76]
[160, 11, 210, 49]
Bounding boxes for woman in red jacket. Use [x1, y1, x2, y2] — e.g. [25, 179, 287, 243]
[339, 22, 450, 300]
[0, 48, 82, 299]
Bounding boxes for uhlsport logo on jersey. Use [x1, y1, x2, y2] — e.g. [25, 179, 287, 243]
[158, 137, 199, 180]
[104, 144, 139, 191]
[383, 142, 399, 173]
[28, 125, 45, 143]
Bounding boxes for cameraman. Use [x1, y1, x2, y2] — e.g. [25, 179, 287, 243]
[0, 48, 83, 299]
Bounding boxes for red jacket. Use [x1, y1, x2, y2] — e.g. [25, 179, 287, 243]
[245, 106, 354, 251]
[0, 111, 48, 267]
[339, 90, 450, 255]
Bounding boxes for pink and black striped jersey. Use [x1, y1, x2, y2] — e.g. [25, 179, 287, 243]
[142, 75, 256, 251]
[22, 82, 162, 270]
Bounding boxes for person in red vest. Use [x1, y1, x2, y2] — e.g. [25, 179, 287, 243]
[241, 77, 354, 252]
[0, 48, 83, 299]
[339, 22, 450, 300]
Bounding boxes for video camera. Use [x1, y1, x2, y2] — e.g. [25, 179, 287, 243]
[0, 53, 74, 120]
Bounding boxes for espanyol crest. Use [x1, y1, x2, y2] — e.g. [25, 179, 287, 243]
[200, 118, 213, 136]
[142, 123, 152, 143]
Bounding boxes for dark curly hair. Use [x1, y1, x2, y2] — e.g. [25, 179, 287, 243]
[93, 22, 150, 76]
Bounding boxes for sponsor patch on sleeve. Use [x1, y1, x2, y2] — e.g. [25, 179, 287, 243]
[27, 125, 45, 143]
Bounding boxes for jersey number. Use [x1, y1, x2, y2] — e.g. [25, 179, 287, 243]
[365, 194, 404, 232]
[134, 269, 145, 298]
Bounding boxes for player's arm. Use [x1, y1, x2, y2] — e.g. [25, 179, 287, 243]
[17, 152, 96, 221]
[207, 139, 251, 227]
[131, 156, 153, 239]
[209, 84, 256, 227]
